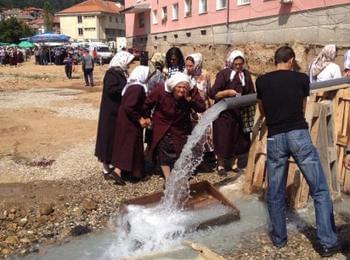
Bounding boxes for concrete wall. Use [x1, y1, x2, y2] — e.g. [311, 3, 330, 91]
[125, 0, 350, 36]
[129, 4, 350, 50]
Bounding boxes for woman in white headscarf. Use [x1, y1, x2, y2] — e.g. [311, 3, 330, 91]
[185, 53, 214, 170]
[111, 65, 151, 184]
[95, 50, 134, 184]
[344, 49, 350, 77]
[209, 50, 255, 176]
[143, 72, 206, 182]
[309, 44, 342, 82]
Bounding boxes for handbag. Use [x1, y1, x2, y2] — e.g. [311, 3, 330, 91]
[240, 105, 256, 134]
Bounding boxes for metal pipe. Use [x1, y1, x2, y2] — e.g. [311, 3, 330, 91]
[223, 77, 350, 110]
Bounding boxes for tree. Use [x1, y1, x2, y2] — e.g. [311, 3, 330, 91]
[0, 17, 35, 43]
[43, 1, 54, 32]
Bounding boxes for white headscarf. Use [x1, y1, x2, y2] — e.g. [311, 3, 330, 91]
[121, 65, 150, 96]
[226, 50, 246, 86]
[165, 72, 193, 93]
[109, 50, 134, 70]
[344, 50, 350, 70]
[226, 50, 245, 68]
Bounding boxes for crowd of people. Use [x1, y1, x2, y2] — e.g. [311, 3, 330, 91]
[0, 47, 30, 66]
[93, 44, 350, 257]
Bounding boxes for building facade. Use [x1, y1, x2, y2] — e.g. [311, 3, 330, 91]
[124, 0, 350, 50]
[56, 0, 125, 42]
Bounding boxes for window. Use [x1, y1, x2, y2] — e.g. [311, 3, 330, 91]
[172, 3, 179, 20]
[109, 16, 112, 22]
[237, 0, 251, 5]
[77, 16, 82, 23]
[216, 0, 227, 9]
[116, 17, 118, 23]
[84, 27, 96, 31]
[161, 6, 167, 22]
[199, 0, 207, 14]
[78, 28, 83, 35]
[152, 10, 158, 24]
[138, 12, 145, 28]
[184, 0, 192, 17]
[84, 15, 94, 19]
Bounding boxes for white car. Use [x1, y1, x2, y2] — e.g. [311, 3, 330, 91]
[90, 45, 113, 64]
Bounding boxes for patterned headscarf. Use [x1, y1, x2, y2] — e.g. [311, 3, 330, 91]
[150, 52, 165, 66]
[344, 50, 350, 70]
[311, 44, 337, 77]
[186, 53, 203, 76]
[165, 72, 193, 93]
[109, 50, 134, 70]
[226, 50, 245, 68]
[122, 65, 150, 96]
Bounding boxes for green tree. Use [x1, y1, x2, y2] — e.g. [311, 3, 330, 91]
[43, 1, 54, 32]
[0, 17, 35, 43]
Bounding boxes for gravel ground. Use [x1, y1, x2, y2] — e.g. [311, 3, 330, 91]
[1, 86, 350, 259]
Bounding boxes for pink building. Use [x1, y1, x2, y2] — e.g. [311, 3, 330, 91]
[123, 0, 350, 49]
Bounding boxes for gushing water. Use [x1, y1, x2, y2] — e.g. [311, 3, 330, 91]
[105, 101, 229, 259]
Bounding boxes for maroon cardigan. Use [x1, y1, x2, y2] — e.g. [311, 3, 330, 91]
[143, 84, 206, 157]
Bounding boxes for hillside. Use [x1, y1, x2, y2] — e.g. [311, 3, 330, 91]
[0, 0, 124, 12]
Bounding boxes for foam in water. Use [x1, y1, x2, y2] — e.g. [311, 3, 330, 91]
[105, 101, 229, 258]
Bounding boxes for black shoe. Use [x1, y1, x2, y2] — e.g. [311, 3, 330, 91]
[103, 172, 113, 181]
[319, 244, 341, 257]
[109, 171, 126, 186]
[217, 167, 227, 176]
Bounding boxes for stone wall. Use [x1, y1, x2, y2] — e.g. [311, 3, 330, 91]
[127, 4, 350, 77]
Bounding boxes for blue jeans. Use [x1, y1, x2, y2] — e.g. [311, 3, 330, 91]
[266, 129, 338, 247]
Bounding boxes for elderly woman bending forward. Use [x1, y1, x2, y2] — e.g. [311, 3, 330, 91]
[143, 72, 206, 182]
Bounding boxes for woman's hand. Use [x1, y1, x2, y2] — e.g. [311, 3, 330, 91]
[225, 89, 238, 97]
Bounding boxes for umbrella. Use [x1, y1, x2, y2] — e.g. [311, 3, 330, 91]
[18, 41, 34, 48]
[29, 33, 70, 43]
[9, 43, 17, 47]
[0, 42, 9, 46]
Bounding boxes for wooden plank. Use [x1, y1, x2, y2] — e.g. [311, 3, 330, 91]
[243, 115, 265, 194]
[184, 241, 226, 260]
[311, 83, 350, 94]
[252, 154, 266, 193]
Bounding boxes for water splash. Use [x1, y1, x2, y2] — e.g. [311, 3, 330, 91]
[162, 100, 228, 210]
[106, 101, 229, 259]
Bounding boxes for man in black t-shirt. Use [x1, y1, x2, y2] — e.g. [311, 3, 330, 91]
[256, 46, 340, 257]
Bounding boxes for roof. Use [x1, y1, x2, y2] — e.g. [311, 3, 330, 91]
[121, 3, 150, 14]
[57, 0, 123, 15]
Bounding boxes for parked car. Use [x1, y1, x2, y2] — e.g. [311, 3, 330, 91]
[89, 44, 113, 64]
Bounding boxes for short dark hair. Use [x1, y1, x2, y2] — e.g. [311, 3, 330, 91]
[274, 46, 295, 65]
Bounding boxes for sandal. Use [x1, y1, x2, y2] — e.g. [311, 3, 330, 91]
[217, 167, 227, 176]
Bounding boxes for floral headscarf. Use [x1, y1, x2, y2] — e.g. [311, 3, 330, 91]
[311, 44, 337, 77]
[150, 52, 165, 66]
[109, 50, 134, 70]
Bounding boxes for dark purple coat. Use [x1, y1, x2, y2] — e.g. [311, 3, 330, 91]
[143, 84, 206, 159]
[95, 68, 126, 163]
[112, 85, 146, 172]
[209, 68, 255, 158]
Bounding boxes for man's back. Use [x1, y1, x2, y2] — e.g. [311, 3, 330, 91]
[256, 70, 309, 137]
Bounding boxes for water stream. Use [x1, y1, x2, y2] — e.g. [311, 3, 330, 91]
[102, 100, 229, 258]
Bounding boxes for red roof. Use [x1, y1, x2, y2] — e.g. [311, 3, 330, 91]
[57, 0, 123, 15]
